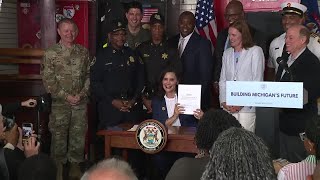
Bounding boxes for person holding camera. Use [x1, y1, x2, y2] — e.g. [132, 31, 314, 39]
[0, 111, 40, 180]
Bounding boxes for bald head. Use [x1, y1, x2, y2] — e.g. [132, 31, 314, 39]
[81, 158, 138, 180]
[225, 0, 245, 25]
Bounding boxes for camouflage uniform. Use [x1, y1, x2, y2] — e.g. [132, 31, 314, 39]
[125, 27, 151, 49]
[41, 43, 90, 164]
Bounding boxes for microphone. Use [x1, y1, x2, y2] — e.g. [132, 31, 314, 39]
[276, 57, 290, 74]
[276, 57, 293, 81]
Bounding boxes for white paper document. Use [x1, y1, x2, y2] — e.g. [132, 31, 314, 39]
[177, 84, 201, 115]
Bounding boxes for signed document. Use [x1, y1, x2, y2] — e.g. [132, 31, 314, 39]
[177, 84, 201, 115]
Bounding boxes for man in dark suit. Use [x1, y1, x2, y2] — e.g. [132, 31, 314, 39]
[168, 11, 213, 112]
[277, 25, 320, 162]
[213, 0, 267, 92]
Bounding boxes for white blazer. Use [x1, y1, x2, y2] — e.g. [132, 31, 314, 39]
[219, 45, 265, 112]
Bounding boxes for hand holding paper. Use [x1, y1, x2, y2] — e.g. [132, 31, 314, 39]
[177, 85, 201, 115]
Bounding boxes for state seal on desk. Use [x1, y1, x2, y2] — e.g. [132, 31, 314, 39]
[136, 120, 167, 154]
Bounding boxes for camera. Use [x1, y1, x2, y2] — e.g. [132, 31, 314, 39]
[3, 116, 15, 131]
[22, 123, 33, 140]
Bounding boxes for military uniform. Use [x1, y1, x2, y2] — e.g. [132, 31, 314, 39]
[268, 32, 320, 72]
[126, 27, 151, 49]
[136, 40, 181, 97]
[41, 43, 90, 164]
[90, 46, 144, 129]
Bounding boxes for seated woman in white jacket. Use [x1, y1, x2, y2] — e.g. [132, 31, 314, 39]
[219, 20, 265, 132]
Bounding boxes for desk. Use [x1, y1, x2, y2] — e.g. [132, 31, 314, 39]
[97, 124, 197, 158]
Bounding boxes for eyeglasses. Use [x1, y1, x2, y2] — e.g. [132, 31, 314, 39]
[299, 132, 307, 141]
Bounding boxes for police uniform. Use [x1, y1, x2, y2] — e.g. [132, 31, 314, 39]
[91, 20, 144, 129]
[268, 2, 320, 73]
[136, 13, 182, 97]
[41, 43, 90, 164]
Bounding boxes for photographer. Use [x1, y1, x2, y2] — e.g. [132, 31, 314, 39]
[0, 99, 39, 180]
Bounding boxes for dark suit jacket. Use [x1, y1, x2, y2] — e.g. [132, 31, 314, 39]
[279, 48, 320, 136]
[213, 26, 267, 82]
[165, 157, 209, 180]
[152, 96, 197, 127]
[3, 147, 25, 180]
[168, 33, 213, 110]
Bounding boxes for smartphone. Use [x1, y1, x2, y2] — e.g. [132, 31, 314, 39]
[22, 123, 33, 140]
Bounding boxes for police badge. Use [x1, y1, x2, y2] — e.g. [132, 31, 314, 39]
[136, 120, 167, 154]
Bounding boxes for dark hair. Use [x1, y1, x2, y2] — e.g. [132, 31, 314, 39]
[156, 68, 180, 98]
[57, 18, 78, 31]
[18, 154, 57, 180]
[201, 127, 276, 180]
[195, 109, 241, 150]
[125, 1, 143, 13]
[305, 115, 320, 161]
[229, 20, 254, 49]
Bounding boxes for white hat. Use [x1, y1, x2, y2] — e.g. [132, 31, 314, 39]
[281, 2, 307, 17]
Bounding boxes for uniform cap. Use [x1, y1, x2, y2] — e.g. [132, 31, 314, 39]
[149, 13, 164, 25]
[281, 2, 307, 17]
[109, 19, 126, 33]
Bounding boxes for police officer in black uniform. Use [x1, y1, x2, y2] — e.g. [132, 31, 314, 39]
[136, 13, 181, 114]
[91, 19, 144, 129]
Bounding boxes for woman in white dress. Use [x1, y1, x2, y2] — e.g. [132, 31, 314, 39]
[219, 20, 265, 132]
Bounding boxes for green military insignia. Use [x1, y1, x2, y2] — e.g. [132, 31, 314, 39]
[162, 106, 166, 111]
[162, 53, 168, 60]
[118, 22, 122, 27]
[113, 50, 116, 53]
[90, 57, 96, 66]
[129, 56, 135, 63]
[143, 54, 150, 58]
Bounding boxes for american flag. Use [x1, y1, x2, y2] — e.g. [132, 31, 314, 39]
[195, 0, 217, 47]
[141, 8, 158, 23]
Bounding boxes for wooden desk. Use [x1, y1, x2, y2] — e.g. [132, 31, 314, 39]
[97, 124, 197, 158]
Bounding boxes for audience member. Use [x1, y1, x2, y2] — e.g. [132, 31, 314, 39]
[213, 0, 267, 92]
[165, 109, 241, 180]
[168, 11, 213, 111]
[0, 108, 40, 180]
[267, 2, 320, 80]
[276, 115, 319, 179]
[81, 157, 138, 180]
[18, 153, 56, 180]
[277, 25, 320, 163]
[41, 18, 91, 180]
[136, 13, 181, 116]
[219, 20, 265, 132]
[124, 1, 150, 49]
[201, 127, 276, 180]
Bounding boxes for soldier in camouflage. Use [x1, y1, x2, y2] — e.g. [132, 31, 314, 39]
[41, 18, 91, 180]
